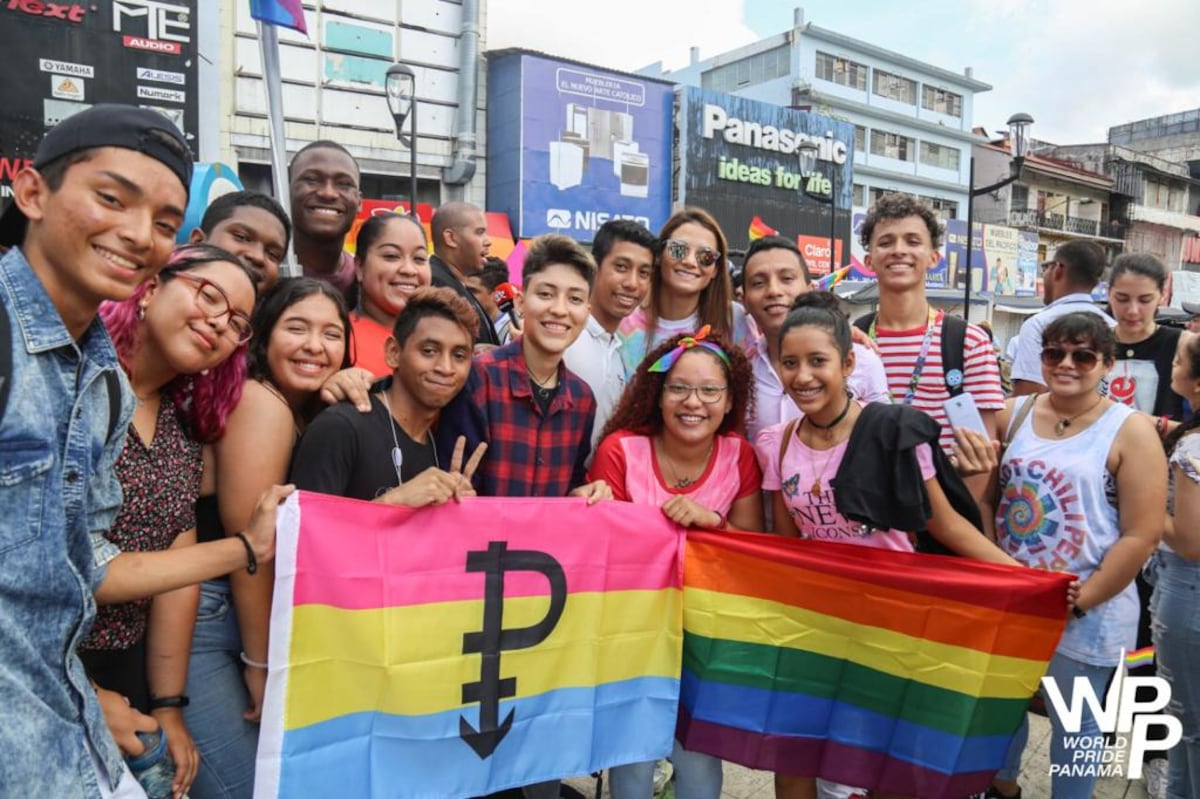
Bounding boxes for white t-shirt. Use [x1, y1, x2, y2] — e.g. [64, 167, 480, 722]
[563, 315, 627, 457]
[1010, 294, 1115, 384]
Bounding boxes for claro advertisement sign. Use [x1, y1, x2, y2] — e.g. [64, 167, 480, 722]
[1, 0, 199, 203]
[487, 50, 674, 240]
[677, 87, 855, 274]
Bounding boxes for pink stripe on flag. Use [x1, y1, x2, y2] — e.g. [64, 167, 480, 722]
[290, 493, 682, 609]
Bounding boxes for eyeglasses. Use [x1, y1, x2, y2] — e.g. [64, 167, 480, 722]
[1040, 260, 1059, 274]
[1040, 346, 1100, 370]
[663, 383, 728, 403]
[664, 239, 720, 270]
[173, 273, 254, 345]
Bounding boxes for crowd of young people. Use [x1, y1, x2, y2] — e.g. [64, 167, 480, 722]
[2, 104, 1197, 799]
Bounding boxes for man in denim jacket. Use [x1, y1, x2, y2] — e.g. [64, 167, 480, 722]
[0, 105, 291, 797]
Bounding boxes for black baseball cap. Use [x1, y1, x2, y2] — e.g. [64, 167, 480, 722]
[1182, 302, 1200, 317]
[0, 104, 194, 247]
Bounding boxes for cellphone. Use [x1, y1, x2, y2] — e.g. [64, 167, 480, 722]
[943, 394, 988, 437]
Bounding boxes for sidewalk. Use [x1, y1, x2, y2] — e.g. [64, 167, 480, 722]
[564, 715, 1150, 798]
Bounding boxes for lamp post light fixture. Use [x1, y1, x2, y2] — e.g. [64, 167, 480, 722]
[797, 140, 839, 274]
[962, 112, 1033, 319]
[385, 62, 419, 216]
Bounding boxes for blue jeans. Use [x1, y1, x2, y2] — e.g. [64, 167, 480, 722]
[608, 740, 722, 799]
[183, 580, 258, 799]
[1151, 551, 1200, 799]
[996, 651, 1113, 799]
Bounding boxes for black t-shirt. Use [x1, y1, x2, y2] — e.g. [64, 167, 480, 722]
[1105, 325, 1184, 419]
[290, 391, 439, 501]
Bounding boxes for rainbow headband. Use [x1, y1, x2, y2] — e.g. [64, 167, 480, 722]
[648, 325, 731, 373]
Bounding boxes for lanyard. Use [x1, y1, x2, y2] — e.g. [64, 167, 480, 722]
[870, 307, 939, 406]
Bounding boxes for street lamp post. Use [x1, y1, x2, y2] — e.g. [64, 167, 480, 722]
[962, 112, 1034, 322]
[385, 63, 419, 216]
[797, 141, 838, 273]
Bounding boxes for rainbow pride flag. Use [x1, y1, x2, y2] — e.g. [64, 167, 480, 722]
[678, 532, 1071, 798]
[815, 264, 852, 291]
[749, 215, 778, 241]
[256, 493, 683, 798]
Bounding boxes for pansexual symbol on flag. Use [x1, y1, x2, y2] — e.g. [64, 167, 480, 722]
[255, 493, 683, 799]
[678, 531, 1071, 799]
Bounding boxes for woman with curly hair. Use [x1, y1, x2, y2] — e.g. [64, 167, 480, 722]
[83, 243, 258, 797]
[589, 327, 763, 799]
[617, 207, 748, 375]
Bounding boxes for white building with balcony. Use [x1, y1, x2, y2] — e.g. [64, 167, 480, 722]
[642, 6, 990, 220]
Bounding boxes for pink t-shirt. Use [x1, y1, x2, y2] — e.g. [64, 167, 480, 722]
[755, 419, 935, 551]
[588, 430, 761, 516]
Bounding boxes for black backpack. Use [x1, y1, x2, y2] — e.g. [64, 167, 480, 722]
[0, 298, 122, 440]
[853, 311, 968, 397]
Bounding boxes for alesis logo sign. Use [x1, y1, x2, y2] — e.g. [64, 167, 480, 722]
[4, 0, 88, 22]
[114, 0, 190, 55]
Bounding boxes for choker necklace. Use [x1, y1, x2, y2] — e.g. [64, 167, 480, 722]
[657, 438, 714, 489]
[804, 392, 854, 441]
[1047, 393, 1105, 437]
[380, 390, 438, 484]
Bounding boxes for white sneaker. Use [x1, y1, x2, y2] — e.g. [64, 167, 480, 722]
[652, 760, 673, 796]
[1143, 758, 1168, 799]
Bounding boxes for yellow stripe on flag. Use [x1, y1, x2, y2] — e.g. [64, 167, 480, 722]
[285, 589, 681, 729]
[684, 587, 1045, 699]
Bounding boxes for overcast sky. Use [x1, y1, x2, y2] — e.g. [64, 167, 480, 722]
[487, 0, 1200, 145]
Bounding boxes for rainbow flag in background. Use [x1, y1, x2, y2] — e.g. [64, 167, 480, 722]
[249, 0, 308, 33]
[814, 264, 852, 291]
[748, 215, 778, 241]
[256, 493, 683, 798]
[678, 532, 1071, 798]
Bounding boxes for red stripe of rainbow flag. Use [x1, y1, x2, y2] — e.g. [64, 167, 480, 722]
[678, 531, 1071, 798]
[748, 215, 777, 241]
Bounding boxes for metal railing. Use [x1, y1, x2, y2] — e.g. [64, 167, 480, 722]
[1009, 209, 1099, 235]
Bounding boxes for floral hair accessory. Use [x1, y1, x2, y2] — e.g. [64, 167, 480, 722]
[647, 325, 731, 373]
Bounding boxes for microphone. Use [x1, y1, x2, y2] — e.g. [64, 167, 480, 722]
[491, 282, 521, 330]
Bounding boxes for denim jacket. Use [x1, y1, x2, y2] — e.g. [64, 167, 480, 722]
[0, 248, 134, 796]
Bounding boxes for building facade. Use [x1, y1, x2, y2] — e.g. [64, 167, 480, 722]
[645, 7, 990, 221]
[218, 0, 487, 207]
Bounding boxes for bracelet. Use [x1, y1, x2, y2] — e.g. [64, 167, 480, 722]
[1071, 604, 1087, 620]
[148, 695, 190, 710]
[711, 511, 727, 529]
[1157, 416, 1170, 439]
[240, 651, 269, 670]
[235, 532, 257, 575]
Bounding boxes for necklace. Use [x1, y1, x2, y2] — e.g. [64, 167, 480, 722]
[1046, 392, 1106, 437]
[380, 390, 439, 484]
[527, 366, 558, 388]
[656, 437, 714, 489]
[800, 418, 844, 496]
[805, 392, 854, 441]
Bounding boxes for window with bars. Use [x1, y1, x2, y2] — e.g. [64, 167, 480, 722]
[920, 86, 962, 117]
[920, 195, 958, 220]
[702, 46, 791, 93]
[919, 141, 960, 171]
[869, 129, 914, 162]
[814, 51, 868, 90]
[872, 69, 917, 104]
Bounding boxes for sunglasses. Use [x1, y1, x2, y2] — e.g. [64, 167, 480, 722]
[664, 239, 720, 270]
[1040, 346, 1100, 370]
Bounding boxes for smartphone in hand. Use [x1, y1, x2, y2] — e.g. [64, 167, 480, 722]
[943, 393, 988, 437]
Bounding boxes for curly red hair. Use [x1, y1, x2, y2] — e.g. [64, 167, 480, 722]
[601, 330, 754, 440]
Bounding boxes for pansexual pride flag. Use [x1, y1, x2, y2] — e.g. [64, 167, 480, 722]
[678, 532, 1071, 798]
[256, 493, 682, 799]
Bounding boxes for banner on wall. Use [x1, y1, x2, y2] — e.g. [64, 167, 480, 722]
[487, 51, 674, 240]
[677, 87, 854, 272]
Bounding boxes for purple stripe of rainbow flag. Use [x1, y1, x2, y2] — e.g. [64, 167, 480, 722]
[678, 531, 1071, 799]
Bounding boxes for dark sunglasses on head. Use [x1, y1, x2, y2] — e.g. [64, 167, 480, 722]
[1040, 346, 1100, 369]
[663, 239, 719, 269]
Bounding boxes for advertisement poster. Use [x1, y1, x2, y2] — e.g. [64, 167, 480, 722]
[487, 51, 673, 240]
[677, 87, 854, 275]
[848, 209, 1035, 294]
[1, 1, 200, 206]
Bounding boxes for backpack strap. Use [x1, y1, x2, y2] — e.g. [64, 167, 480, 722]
[0, 297, 10, 426]
[104, 370, 122, 442]
[778, 418, 799, 466]
[940, 313, 968, 397]
[852, 312, 874, 335]
[1004, 393, 1039, 449]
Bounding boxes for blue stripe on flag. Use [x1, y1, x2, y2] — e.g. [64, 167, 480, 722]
[279, 676, 678, 798]
[681, 670, 1011, 776]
